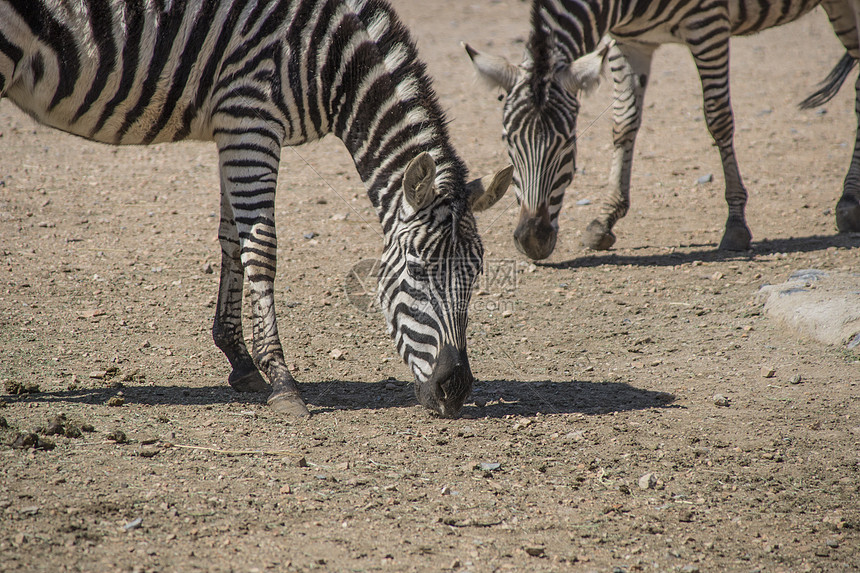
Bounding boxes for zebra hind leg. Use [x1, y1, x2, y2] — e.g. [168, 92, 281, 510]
[212, 190, 269, 394]
[688, 31, 752, 251]
[819, 0, 860, 232]
[836, 72, 860, 232]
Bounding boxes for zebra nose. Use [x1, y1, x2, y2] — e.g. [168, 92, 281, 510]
[514, 204, 557, 260]
[416, 344, 473, 418]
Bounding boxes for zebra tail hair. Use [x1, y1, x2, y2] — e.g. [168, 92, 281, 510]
[799, 51, 857, 110]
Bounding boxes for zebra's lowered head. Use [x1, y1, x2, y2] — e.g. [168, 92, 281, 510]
[464, 38, 611, 260]
[377, 152, 512, 417]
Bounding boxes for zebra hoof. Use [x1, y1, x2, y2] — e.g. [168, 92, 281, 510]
[718, 224, 752, 251]
[835, 195, 860, 232]
[583, 220, 616, 250]
[228, 367, 269, 393]
[268, 392, 311, 417]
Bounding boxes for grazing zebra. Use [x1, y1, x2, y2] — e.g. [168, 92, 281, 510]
[465, 0, 860, 259]
[0, 0, 513, 418]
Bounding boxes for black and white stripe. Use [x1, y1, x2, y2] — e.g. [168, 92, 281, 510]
[467, 0, 860, 259]
[0, 0, 512, 417]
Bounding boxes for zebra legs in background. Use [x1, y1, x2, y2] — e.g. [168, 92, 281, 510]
[587, 30, 754, 251]
[584, 41, 654, 251]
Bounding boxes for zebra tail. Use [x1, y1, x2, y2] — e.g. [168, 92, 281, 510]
[799, 52, 857, 110]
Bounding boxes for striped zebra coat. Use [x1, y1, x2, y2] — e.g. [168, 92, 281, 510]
[0, 0, 513, 418]
[466, 0, 860, 259]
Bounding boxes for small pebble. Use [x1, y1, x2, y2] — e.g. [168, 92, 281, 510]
[761, 366, 776, 379]
[713, 394, 730, 407]
[137, 447, 159, 458]
[524, 546, 546, 557]
[107, 430, 127, 443]
[638, 473, 657, 490]
[44, 422, 65, 436]
[512, 418, 533, 431]
[201, 262, 214, 274]
[575, 198, 591, 206]
[63, 424, 82, 439]
[106, 396, 125, 407]
[459, 426, 475, 438]
[123, 517, 143, 531]
[789, 374, 803, 385]
[329, 348, 345, 361]
[697, 173, 713, 184]
[479, 462, 501, 472]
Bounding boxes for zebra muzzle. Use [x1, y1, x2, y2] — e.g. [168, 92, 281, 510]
[416, 343, 473, 418]
[513, 204, 557, 260]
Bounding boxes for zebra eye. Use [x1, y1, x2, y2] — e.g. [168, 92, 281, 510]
[406, 259, 427, 282]
[405, 251, 427, 282]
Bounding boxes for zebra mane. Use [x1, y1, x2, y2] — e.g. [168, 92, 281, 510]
[528, 0, 595, 105]
[527, 0, 558, 105]
[351, 0, 469, 205]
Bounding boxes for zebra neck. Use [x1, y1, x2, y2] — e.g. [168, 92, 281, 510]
[336, 97, 463, 232]
[331, 0, 467, 233]
[530, 0, 619, 64]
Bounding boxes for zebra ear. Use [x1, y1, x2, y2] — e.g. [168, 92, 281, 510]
[463, 42, 517, 93]
[403, 152, 438, 212]
[559, 37, 614, 95]
[467, 165, 514, 212]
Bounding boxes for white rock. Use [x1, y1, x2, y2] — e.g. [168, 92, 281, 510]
[756, 270, 860, 348]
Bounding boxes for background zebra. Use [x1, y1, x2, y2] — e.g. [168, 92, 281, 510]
[465, 0, 860, 260]
[0, 0, 512, 417]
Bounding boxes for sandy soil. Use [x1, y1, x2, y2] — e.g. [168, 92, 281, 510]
[1, 2, 858, 572]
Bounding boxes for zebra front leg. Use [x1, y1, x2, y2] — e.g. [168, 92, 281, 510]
[212, 188, 269, 393]
[216, 137, 309, 417]
[689, 34, 752, 251]
[585, 42, 653, 250]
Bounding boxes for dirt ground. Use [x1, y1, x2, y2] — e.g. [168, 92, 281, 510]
[1, 2, 859, 572]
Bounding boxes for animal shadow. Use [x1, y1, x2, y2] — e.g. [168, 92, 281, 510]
[3, 378, 675, 419]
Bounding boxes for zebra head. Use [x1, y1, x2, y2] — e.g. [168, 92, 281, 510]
[464, 40, 611, 260]
[378, 152, 512, 418]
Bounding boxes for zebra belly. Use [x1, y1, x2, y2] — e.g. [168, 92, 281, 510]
[5, 80, 211, 146]
[728, 0, 822, 35]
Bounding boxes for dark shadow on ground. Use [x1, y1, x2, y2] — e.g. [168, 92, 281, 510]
[544, 233, 858, 270]
[2, 378, 676, 418]
[287, 377, 676, 418]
